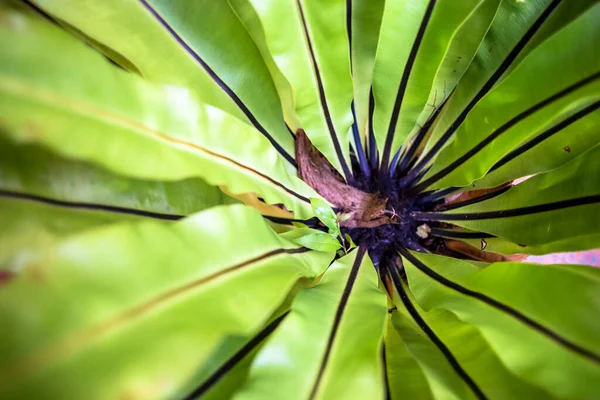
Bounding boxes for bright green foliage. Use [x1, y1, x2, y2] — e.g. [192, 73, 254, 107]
[404, 252, 600, 398]
[293, 232, 342, 252]
[388, 290, 549, 399]
[0, 2, 318, 218]
[300, 197, 355, 254]
[237, 249, 387, 400]
[0, 205, 334, 399]
[310, 197, 339, 233]
[0, 0, 599, 399]
[425, 4, 600, 190]
[289, 198, 343, 252]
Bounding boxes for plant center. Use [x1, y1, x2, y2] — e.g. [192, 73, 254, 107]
[295, 129, 429, 267]
[342, 173, 423, 267]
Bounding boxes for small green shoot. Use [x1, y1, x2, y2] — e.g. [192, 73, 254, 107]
[305, 198, 356, 254]
[310, 197, 339, 233]
[293, 232, 342, 252]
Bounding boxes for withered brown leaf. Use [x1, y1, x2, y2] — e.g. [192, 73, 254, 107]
[295, 129, 390, 228]
[445, 240, 527, 263]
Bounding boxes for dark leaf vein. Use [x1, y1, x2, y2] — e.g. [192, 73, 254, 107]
[388, 263, 487, 400]
[137, 0, 296, 166]
[399, 248, 600, 365]
[296, 0, 352, 180]
[309, 246, 366, 399]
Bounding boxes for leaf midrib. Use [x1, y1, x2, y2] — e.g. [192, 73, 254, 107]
[0, 77, 310, 203]
[0, 247, 308, 384]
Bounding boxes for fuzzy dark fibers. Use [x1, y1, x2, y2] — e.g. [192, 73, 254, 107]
[343, 168, 428, 267]
[296, 129, 442, 268]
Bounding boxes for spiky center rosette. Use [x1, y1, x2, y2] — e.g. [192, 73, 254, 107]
[295, 129, 517, 270]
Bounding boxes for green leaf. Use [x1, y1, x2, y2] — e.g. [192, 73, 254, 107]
[3, 0, 600, 398]
[507, 0, 600, 71]
[391, 0, 502, 175]
[386, 274, 548, 400]
[385, 313, 435, 400]
[188, 337, 261, 400]
[0, 137, 236, 270]
[473, 96, 600, 190]
[337, 213, 351, 223]
[348, 0, 385, 142]
[0, 137, 229, 216]
[409, 0, 500, 131]
[279, 227, 321, 242]
[0, 196, 135, 272]
[227, 0, 300, 131]
[372, 0, 482, 164]
[0, 4, 318, 219]
[0, 205, 333, 399]
[344, 233, 357, 250]
[142, 0, 296, 162]
[415, 145, 600, 246]
[26, 0, 234, 123]
[293, 233, 342, 252]
[242, 0, 355, 178]
[420, 0, 581, 166]
[189, 280, 317, 400]
[310, 197, 339, 233]
[420, 4, 600, 191]
[180, 311, 289, 400]
[29, 0, 297, 163]
[291, 221, 309, 229]
[237, 248, 387, 400]
[403, 251, 600, 399]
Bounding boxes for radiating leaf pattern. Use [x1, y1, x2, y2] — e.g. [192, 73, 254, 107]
[0, 205, 334, 399]
[402, 251, 600, 398]
[0, 2, 318, 219]
[1, 0, 599, 399]
[237, 247, 387, 400]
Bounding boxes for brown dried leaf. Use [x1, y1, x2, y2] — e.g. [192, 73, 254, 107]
[295, 129, 390, 228]
[445, 239, 526, 263]
[443, 182, 511, 206]
[219, 186, 294, 218]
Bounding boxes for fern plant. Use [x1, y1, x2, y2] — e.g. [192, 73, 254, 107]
[1, 0, 600, 398]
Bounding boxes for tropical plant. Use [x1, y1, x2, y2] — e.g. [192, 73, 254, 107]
[1, 0, 599, 398]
